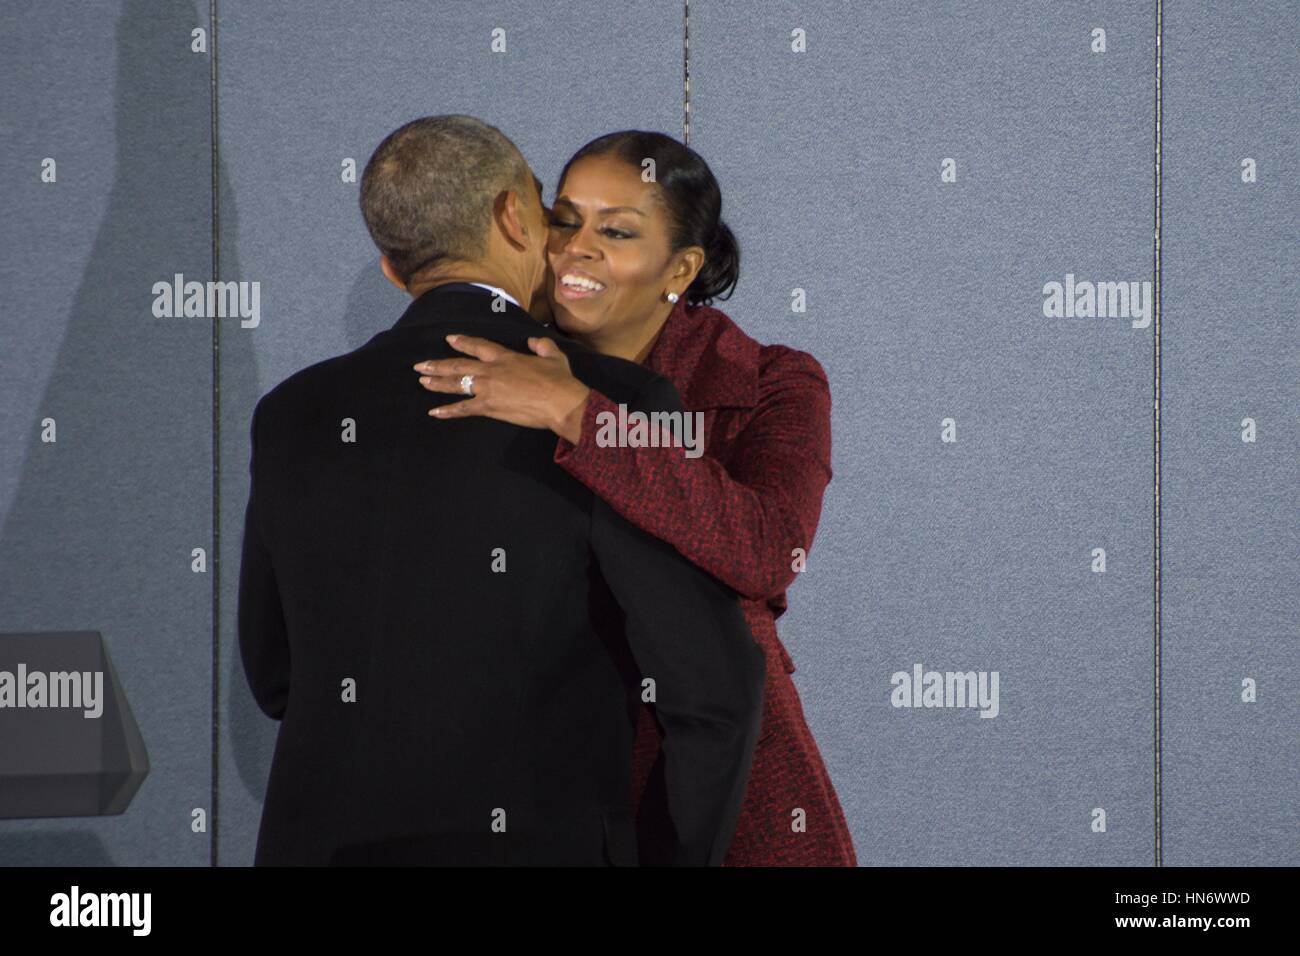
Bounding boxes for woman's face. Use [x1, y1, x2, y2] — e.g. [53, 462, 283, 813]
[544, 154, 686, 343]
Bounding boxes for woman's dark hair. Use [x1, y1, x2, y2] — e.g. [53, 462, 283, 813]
[556, 130, 739, 306]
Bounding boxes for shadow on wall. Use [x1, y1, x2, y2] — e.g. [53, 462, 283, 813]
[0, 0, 246, 865]
[0, 0, 476, 863]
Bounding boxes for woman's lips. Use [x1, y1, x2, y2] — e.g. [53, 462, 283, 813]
[554, 272, 606, 301]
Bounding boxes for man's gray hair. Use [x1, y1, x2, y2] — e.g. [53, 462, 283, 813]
[359, 115, 532, 282]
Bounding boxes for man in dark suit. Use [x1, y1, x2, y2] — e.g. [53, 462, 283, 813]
[237, 115, 765, 866]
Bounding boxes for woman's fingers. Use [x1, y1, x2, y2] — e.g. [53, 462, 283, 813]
[411, 336, 573, 433]
[412, 357, 484, 377]
[527, 336, 562, 358]
[444, 334, 503, 361]
[418, 373, 483, 395]
[428, 397, 486, 418]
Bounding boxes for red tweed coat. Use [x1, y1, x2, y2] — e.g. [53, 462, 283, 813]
[554, 298, 857, 866]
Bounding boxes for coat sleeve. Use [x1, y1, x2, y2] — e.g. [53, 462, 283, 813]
[589, 375, 766, 867]
[556, 347, 832, 601]
[237, 399, 291, 721]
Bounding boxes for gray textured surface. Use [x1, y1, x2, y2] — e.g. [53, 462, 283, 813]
[1161, 1, 1298, 866]
[693, 0, 1157, 866]
[0, 0, 213, 866]
[212, 0, 684, 869]
[0, 0, 1294, 866]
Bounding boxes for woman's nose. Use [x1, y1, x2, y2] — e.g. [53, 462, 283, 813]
[558, 225, 598, 259]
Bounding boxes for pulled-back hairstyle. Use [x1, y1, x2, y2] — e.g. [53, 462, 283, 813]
[557, 131, 739, 305]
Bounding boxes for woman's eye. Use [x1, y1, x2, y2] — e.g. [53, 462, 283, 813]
[548, 218, 630, 239]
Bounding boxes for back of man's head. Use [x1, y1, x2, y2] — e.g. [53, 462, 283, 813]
[359, 115, 532, 286]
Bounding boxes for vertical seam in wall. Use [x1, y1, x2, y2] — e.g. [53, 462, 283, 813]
[1152, 0, 1164, 868]
[209, 0, 221, 868]
[682, 0, 691, 144]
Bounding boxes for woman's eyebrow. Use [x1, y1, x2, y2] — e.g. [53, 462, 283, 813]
[553, 197, 646, 216]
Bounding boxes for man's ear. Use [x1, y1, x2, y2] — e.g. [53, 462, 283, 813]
[495, 187, 530, 250]
[379, 255, 408, 291]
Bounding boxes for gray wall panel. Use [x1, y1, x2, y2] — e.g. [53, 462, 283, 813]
[691, 0, 1156, 864]
[0, 0, 214, 865]
[1162, 1, 1299, 866]
[1, 0, 1293, 868]
[214, 0, 683, 865]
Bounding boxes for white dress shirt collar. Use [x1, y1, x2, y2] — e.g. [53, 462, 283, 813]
[465, 282, 521, 309]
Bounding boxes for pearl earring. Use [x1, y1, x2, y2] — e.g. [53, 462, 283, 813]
[665, 291, 680, 303]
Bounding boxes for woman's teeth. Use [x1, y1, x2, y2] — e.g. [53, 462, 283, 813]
[560, 274, 605, 292]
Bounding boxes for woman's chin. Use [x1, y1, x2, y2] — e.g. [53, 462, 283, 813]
[549, 302, 598, 338]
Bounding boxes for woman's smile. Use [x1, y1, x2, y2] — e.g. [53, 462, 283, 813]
[554, 266, 607, 301]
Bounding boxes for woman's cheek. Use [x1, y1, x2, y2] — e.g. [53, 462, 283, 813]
[550, 305, 586, 336]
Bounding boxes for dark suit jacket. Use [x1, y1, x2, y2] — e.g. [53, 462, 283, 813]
[237, 283, 766, 866]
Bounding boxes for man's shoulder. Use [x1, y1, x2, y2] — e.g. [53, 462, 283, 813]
[249, 334, 407, 441]
[254, 349, 359, 417]
[554, 336, 678, 409]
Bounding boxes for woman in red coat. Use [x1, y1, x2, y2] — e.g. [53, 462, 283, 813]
[413, 131, 856, 866]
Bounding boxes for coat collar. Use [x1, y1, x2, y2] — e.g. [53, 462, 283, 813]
[390, 282, 539, 333]
[388, 285, 760, 410]
[645, 299, 760, 409]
